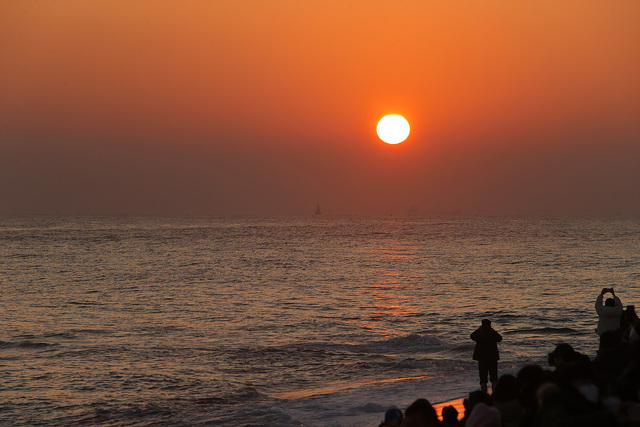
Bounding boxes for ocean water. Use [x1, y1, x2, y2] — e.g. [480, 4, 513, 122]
[2, 215, 639, 426]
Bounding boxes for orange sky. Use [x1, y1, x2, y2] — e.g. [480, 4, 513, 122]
[1, 1, 639, 215]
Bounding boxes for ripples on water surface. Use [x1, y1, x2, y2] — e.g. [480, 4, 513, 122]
[2, 216, 639, 425]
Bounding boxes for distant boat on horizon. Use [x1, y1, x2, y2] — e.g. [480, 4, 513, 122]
[315, 204, 322, 215]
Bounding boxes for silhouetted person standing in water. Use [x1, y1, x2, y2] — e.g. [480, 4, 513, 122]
[471, 319, 502, 394]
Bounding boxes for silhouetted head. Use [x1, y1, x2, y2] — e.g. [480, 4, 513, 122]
[536, 383, 568, 413]
[441, 405, 458, 424]
[466, 403, 501, 427]
[383, 407, 403, 426]
[404, 398, 438, 427]
[464, 390, 492, 417]
[516, 364, 545, 388]
[493, 374, 518, 402]
[516, 364, 545, 409]
[547, 343, 575, 367]
[482, 319, 491, 328]
[605, 298, 615, 307]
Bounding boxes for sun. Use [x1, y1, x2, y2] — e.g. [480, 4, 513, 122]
[376, 114, 410, 144]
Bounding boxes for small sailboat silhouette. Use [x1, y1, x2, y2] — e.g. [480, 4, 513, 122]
[315, 204, 322, 215]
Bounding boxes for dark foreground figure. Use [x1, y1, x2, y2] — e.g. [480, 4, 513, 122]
[379, 299, 640, 426]
[471, 319, 503, 394]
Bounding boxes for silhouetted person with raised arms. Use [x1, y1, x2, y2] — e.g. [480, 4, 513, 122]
[471, 319, 502, 394]
[596, 287, 623, 336]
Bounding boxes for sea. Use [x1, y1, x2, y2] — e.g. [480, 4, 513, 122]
[2, 215, 639, 426]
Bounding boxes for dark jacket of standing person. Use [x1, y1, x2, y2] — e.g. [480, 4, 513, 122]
[471, 319, 502, 362]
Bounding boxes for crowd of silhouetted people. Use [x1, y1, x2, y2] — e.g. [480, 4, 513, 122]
[379, 288, 640, 426]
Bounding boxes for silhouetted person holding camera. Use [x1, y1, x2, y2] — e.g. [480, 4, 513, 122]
[471, 319, 502, 394]
[596, 287, 623, 336]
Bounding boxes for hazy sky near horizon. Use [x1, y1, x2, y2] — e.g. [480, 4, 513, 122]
[2, 1, 639, 216]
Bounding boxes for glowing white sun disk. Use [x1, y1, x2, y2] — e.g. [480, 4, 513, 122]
[376, 114, 410, 144]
